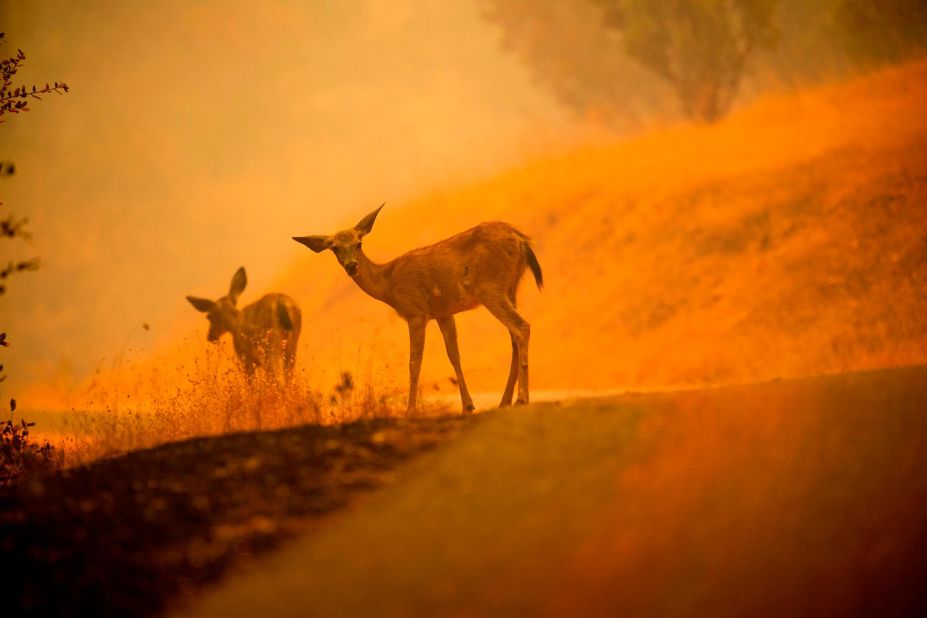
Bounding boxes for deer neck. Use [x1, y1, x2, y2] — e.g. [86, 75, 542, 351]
[226, 309, 246, 341]
[352, 250, 393, 306]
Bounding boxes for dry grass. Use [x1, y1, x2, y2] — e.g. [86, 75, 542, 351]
[49, 343, 451, 466]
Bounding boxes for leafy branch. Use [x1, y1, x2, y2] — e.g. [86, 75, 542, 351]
[2, 212, 32, 239]
[1, 31, 67, 297]
[0, 35, 70, 122]
[0, 259, 41, 296]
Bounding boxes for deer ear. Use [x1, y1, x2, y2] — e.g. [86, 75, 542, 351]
[228, 267, 247, 304]
[354, 203, 384, 237]
[293, 235, 333, 253]
[186, 296, 215, 313]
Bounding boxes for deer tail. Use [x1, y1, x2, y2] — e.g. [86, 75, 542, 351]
[277, 302, 294, 332]
[525, 242, 544, 290]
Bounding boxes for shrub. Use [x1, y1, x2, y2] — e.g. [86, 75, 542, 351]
[1, 399, 58, 489]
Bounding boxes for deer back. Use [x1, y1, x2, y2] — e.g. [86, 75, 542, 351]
[234, 293, 301, 365]
[385, 222, 530, 318]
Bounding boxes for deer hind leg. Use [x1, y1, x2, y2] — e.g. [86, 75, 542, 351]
[484, 297, 530, 405]
[437, 316, 475, 414]
[239, 351, 257, 382]
[407, 317, 427, 413]
[499, 333, 518, 407]
[274, 352, 287, 384]
[263, 337, 285, 384]
[499, 288, 520, 407]
[283, 337, 297, 385]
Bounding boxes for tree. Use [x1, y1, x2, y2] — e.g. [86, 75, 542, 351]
[830, 0, 927, 67]
[480, 0, 779, 125]
[1, 32, 69, 298]
[482, 2, 927, 126]
[0, 32, 68, 484]
[479, 0, 677, 130]
[593, 0, 779, 123]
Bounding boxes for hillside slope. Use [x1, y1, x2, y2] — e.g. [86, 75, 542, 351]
[182, 365, 927, 617]
[275, 59, 927, 395]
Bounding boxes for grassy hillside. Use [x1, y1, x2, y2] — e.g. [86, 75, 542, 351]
[37, 58, 925, 415]
[275, 59, 927, 395]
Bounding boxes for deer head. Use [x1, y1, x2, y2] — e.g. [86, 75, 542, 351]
[186, 267, 248, 342]
[292, 203, 384, 277]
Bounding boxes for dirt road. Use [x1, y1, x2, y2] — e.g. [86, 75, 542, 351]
[178, 365, 927, 617]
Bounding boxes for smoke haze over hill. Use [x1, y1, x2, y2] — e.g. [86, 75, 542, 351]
[2, 1, 926, 403]
[0, 0, 585, 393]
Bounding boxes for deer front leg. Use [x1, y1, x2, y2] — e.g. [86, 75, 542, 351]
[437, 315, 476, 414]
[407, 317, 427, 413]
[236, 349, 256, 381]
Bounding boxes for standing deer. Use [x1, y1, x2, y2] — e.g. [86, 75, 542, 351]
[293, 204, 542, 413]
[186, 267, 302, 381]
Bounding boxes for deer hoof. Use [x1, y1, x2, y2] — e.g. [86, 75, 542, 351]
[515, 398, 528, 406]
[462, 403, 475, 415]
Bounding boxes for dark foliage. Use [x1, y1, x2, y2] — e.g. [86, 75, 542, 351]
[0, 416, 470, 617]
[594, 0, 778, 123]
[0, 31, 69, 490]
[1, 399, 56, 489]
[480, 1, 927, 125]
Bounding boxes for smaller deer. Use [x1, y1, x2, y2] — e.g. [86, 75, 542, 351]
[293, 204, 542, 413]
[186, 267, 302, 381]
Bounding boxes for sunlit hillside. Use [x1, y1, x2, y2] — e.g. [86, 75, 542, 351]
[34, 58, 926, 414]
[274, 59, 927, 396]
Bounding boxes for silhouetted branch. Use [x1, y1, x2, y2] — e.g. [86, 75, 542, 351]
[0, 33, 69, 122]
[0, 258, 40, 296]
[1, 213, 32, 239]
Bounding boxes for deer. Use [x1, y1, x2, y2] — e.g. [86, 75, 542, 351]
[293, 204, 542, 414]
[186, 267, 302, 381]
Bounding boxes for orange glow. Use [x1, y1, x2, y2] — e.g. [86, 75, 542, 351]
[550, 368, 927, 616]
[16, 58, 927, 415]
[253, 59, 927, 394]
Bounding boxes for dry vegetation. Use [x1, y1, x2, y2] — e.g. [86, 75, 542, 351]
[48, 343, 451, 466]
[3, 346, 462, 617]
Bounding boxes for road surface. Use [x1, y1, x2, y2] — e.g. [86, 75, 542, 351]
[178, 365, 927, 617]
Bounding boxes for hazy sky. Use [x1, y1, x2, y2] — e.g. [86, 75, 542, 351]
[0, 0, 583, 392]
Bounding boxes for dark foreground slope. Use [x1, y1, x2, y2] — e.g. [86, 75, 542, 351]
[182, 365, 927, 617]
[0, 417, 469, 617]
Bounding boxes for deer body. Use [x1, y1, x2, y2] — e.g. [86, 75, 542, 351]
[294, 206, 542, 413]
[187, 268, 302, 380]
[229, 292, 302, 376]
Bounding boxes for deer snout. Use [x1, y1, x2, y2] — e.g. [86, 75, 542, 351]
[344, 261, 359, 277]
